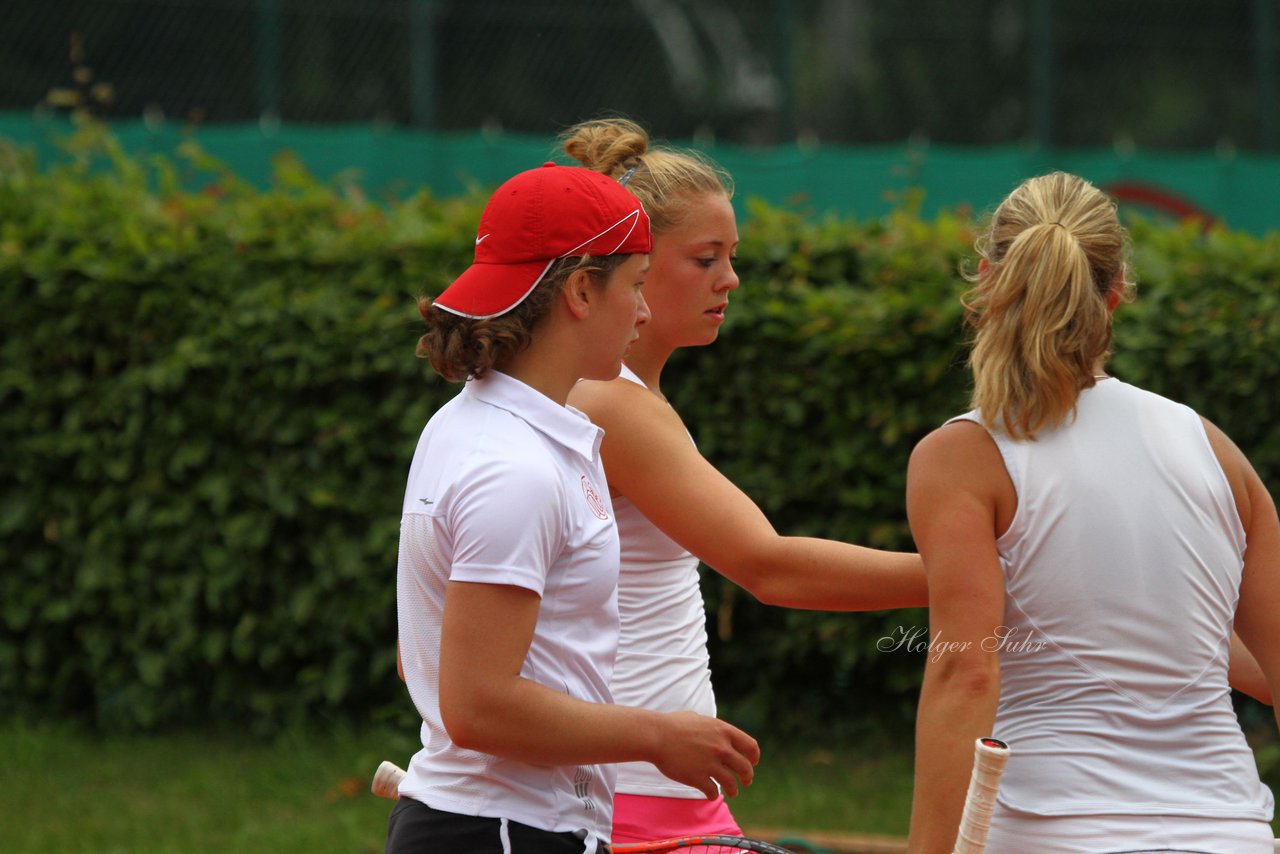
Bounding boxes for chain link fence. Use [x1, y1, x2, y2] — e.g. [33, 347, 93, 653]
[1, 0, 1277, 150]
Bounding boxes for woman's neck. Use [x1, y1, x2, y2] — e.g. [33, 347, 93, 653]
[622, 335, 676, 394]
[501, 332, 581, 406]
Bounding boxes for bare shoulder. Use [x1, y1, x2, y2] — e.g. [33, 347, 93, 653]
[571, 375, 707, 501]
[909, 419, 1015, 533]
[571, 376, 652, 418]
[570, 376, 682, 436]
[1200, 416, 1248, 476]
[1199, 415, 1260, 527]
[909, 419, 1002, 476]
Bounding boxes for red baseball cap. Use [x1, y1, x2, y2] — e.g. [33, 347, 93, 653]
[433, 162, 652, 319]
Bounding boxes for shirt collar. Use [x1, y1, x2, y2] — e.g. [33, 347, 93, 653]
[465, 371, 604, 462]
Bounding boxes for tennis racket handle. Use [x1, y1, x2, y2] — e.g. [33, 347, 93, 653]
[372, 760, 407, 800]
[953, 737, 1010, 854]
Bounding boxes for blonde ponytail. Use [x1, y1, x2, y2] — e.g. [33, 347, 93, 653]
[964, 173, 1133, 440]
[560, 117, 732, 234]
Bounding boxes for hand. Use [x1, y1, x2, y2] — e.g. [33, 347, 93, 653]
[650, 711, 760, 799]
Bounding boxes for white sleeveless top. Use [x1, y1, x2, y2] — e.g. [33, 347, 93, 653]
[953, 379, 1273, 823]
[609, 364, 719, 798]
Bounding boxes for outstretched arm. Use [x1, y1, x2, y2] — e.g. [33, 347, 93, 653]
[569, 377, 926, 610]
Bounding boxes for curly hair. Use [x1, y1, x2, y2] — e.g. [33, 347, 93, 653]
[418, 253, 628, 382]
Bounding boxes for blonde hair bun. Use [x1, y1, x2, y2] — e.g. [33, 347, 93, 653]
[560, 117, 733, 234]
[561, 118, 649, 178]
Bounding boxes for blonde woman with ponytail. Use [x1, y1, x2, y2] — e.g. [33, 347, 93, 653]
[906, 172, 1280, 853]
[561, 118, 928, 844]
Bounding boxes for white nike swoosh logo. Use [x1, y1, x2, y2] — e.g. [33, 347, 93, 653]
[475, 234, 491, 245]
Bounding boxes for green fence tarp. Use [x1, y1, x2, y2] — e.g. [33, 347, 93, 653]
[3, 112, 1278, 234]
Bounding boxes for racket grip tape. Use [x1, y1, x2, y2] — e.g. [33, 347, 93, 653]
[953, 737, 1010, 854]
[371, 760, 407, 800]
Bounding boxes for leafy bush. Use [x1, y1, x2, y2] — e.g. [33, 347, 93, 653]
[0, 124, 475, 731]
[2, 125, 1278, 738]
[690, 205, 1280, 738]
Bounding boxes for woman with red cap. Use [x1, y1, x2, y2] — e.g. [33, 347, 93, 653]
[387, 163, 759, 854]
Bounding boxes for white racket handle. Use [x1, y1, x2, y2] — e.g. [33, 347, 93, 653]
[372, 760, 407, 800]
[953, 737, 1010, 854]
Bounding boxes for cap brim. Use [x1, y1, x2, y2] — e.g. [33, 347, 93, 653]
[432, 259, 556, 320]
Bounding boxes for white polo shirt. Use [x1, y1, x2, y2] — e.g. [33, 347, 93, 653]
[395, 370, 621, 845]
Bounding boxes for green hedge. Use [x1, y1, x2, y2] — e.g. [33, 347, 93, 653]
[3, 125, 1279, 741]
[0, 125, 474, 731]
[690, 203, 1280, 738]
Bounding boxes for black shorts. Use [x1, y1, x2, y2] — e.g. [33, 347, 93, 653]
[385, 797, 594, 854]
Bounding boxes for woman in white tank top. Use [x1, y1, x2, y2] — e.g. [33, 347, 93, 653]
[561, 118, 930, 844]
[905, 172, 1280, 853]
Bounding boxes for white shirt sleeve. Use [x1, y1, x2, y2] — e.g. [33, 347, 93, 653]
[444, 455, 564, 596]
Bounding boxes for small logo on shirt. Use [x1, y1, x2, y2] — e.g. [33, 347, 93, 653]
[573, 765, 596, 812]
[418, 498, 433, 506]
[580, 476, 609, 521]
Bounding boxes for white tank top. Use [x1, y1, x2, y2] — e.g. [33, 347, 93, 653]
[609, 364, 719, 798]
[953, 379, 1273, 822]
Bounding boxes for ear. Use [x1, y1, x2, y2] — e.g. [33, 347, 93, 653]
[562, 269, 594, 320]
[1105, 268, 1126, 313]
